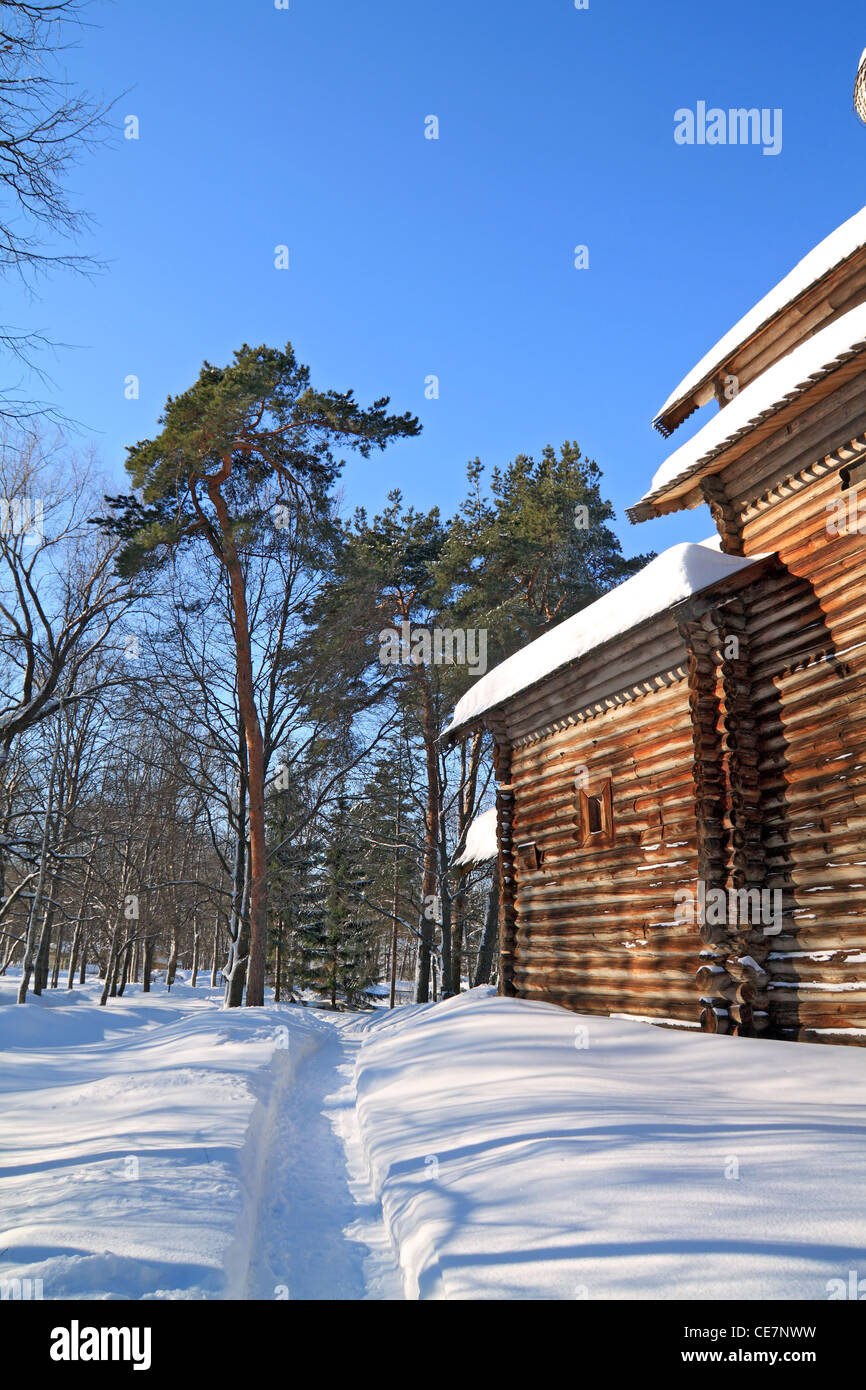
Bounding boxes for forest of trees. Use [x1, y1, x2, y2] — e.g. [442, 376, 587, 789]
[0, 1, 653, 1011]
[0, 416, 651, 1008]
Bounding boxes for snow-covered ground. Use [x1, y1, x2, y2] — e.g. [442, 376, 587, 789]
[2, 977, 865, 1301]
[0, 974, 398, 1301]
[356, 991, 866, 1299]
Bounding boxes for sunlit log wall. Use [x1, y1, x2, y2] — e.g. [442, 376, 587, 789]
[719, 375, 866, 1045]
[491, 373, 866, 1044]
[493, 611, 706, 1030]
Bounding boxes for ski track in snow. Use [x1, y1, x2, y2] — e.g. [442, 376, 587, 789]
[236, 1016, 403, 1301]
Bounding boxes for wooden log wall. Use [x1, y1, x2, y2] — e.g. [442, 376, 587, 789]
[676, 595, 775, 1037]
[486, 365, 866, 1044]
[705, 382, 866, 1044]
[676, 612, 731, 1032]
[496, 614, 705, 1027]
[491, 724, 517, 998]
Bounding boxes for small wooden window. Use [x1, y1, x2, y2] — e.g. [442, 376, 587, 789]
[516, 840, 544, 872]
[578, 779, 613, 846]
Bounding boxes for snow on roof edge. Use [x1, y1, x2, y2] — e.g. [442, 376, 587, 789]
[454, 807, 498, 866]
[635, 300, 866, 513]
[652, 204, 866, 433]
[443, 539, 767, 739]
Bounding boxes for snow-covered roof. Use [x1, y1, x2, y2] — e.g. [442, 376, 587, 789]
[652, 204, 866, 436]
[443, 539, 765, 738]
[631, 301, 866, 522]
[453, 807, 498, 866]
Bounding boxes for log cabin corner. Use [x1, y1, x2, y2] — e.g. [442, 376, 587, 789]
[445, 204, 866, 1045]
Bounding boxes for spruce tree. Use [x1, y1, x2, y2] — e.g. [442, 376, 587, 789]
[296, 794, 377, 1008]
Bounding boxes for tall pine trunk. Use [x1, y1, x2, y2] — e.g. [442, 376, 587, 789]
[215, 500, 265, 1011]
[209, 478, 268, 1008]
[416, 679, 440, 1003]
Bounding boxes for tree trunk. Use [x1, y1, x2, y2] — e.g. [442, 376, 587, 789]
[415, 679, 440, 1003]
[165, 927, 178, 990]
[99, 923, 120, 1007]
[451, 907, 463, 994]
[224, 745, 248, 1007]
[33, 902, 56, 996]
[66, 923, 81, 989]
[0, 934, 23, 974]
[208, 471, 268, 1007]
[274, 918, 283, 1003]
[225, 852, 251, 1008]
[389, 770, 402, 1009]
[190, 913, 200, 987]
[117, 932, 132, 995]
[285, 928, 295, 999]
[67, 864, 93, 989]
[450, 730, 483, 997]
[50, 923, 63, 988]
[142, 935, 153, 993]
[109, 943, 123, 997]
[473, 878, 500, 986]
[17, 726, 60, 1004]
[210, 913, 220, 987]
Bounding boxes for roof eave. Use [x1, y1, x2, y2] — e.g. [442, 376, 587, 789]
[632, 338, 866, 524]
[441, 554, 774, 742]
[651, 221, 866, 438]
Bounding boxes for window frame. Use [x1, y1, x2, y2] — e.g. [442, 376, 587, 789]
[578, 778, 614, 847]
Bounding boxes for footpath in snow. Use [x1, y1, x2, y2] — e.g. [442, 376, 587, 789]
[0, 976, 397, 1301]
[2, 978, 866, 1301]
[226, 1014, 401, 1300]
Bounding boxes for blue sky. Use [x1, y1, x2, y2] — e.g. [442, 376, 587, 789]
[12, 0, 866, 558]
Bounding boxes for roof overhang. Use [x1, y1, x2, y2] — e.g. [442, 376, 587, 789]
[441, 546, 774, 746]
[630, 303, 866, 523]
[652, 205, 866, 438]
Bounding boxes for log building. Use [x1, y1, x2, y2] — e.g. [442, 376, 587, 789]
[445, 205, 866, 1044]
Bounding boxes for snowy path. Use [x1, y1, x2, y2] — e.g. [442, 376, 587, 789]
[232, 1017, 403, 1301]
[0, 979, 402, 1301]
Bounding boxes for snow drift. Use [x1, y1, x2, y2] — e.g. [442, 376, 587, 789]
[355, 989, 866, 1300]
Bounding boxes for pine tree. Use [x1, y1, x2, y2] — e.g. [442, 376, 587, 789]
[96, 343, 419, 1006]
[436, 441, 654, 668]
